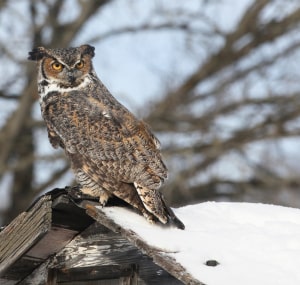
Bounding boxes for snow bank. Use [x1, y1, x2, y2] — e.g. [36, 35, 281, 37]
[100, 202, 300, 285]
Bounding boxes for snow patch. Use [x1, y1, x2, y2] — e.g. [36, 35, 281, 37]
[99, 202, 300, 285]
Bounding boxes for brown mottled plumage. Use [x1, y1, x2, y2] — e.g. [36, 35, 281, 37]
[28, 45, 184, 229]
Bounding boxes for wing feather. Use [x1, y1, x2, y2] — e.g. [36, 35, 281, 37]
[42, 89, 167, 185]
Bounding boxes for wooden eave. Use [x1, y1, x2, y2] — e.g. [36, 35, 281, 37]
[0, 189, 94, 283]
[0, 189, 201, 285]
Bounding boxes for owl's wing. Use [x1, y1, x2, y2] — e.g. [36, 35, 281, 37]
[43, 90, 167, 183]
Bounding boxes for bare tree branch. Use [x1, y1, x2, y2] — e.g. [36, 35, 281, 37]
[32, 164, 70, 195]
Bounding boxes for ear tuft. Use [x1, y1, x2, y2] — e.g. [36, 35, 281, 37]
[28, 47, 47, 61]
[79, 44, 95, 58]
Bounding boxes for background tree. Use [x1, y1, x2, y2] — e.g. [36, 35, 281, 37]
[1, 0, 300, 224]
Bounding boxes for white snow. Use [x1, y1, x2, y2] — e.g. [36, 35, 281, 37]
[100, 202, 300, 285]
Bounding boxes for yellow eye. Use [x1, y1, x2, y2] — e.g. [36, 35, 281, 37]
[76, 60, 84, 69]
[51, 62, 63, 71]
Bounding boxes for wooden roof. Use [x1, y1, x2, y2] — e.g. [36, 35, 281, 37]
[0, 188, 201, 285]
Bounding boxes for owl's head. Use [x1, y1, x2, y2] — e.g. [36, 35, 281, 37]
[28, 45, 95, 88]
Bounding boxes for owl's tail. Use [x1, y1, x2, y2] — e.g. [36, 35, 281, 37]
[110, 181, 184, 229]
[160, 195, 185, 230]
[134, 183, 185, 230]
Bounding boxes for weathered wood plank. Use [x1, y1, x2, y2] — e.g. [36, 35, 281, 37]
[18, 259, 51, 285]
[0, 279, 16, 285]
[50, 222, 183, 284]
[52, 223, 141, 268]
[0, 192, 94, 283]
[54, 264, 135, 282]
[26, 226, 78, 260]
[0, 195, 52, 275]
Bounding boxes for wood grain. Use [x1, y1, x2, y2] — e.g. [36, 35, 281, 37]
[0, 195, 52, 275]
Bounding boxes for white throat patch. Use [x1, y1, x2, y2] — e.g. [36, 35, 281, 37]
[38, 76, 91, 102]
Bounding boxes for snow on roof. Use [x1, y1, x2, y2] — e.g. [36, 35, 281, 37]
[100, 202, 300, 285]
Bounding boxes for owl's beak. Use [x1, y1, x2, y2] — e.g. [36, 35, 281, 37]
[67, 71, 76, 84]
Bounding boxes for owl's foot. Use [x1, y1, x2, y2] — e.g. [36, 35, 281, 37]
[66, 185, 98, 201]
[99, 192, 110, 207]
[80, 185, 111, 207]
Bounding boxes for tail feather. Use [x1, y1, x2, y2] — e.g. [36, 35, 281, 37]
[133, 182, 185, 230]
[161, 195, 185, 230]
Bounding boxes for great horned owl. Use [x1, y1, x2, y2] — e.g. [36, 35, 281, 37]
[28, 44, 184, 229]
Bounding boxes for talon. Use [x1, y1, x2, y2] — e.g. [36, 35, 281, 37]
[99, 192, 110, 206]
